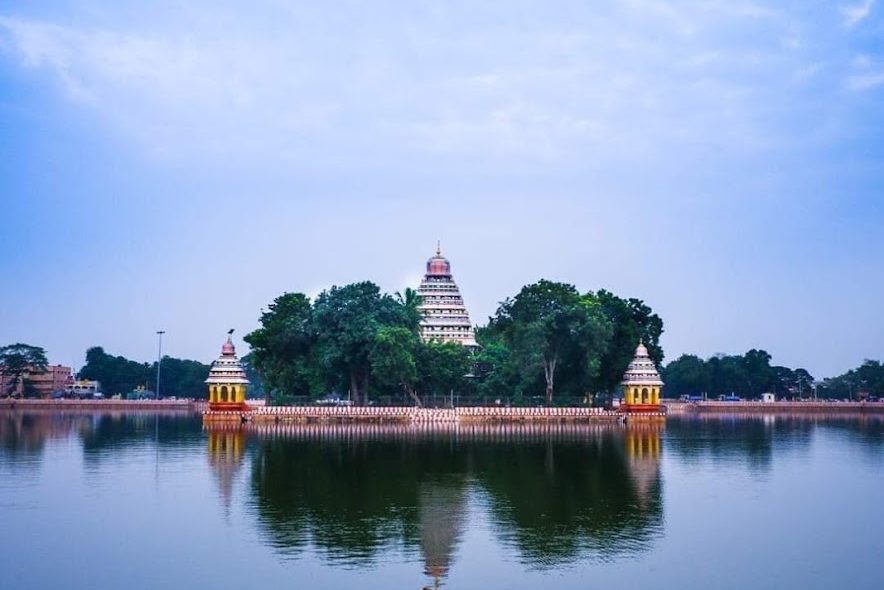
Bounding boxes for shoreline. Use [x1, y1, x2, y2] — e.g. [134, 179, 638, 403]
[664, 400, 884, 414]
[3, 398, 882, 420]
[0, 398, 198, 411]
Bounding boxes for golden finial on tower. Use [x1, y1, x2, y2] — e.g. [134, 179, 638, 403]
[436, 240, 442, 256]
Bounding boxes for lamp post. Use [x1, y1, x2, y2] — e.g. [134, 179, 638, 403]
[156, 330, 165, 400]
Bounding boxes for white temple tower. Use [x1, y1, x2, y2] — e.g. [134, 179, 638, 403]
[416, 244, 478, 347]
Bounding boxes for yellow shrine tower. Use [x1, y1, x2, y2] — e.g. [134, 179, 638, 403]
[205, 330, 250, 412]
[621, 340, 664, 413]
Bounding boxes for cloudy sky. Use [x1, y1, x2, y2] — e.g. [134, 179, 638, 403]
[1, 0, 882, 378]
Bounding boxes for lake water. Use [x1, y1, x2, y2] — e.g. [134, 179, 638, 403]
[1, 412, 881, 590]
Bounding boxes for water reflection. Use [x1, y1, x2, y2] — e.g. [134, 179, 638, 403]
[665, 414, 884, 471]
[0, 411, 201, 472]
[237, 422, 665, 581]
[207, 426, 246, 513]
[2, 411, 882, 590]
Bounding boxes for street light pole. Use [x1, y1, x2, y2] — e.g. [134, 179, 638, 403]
[156, 330, 165, 400]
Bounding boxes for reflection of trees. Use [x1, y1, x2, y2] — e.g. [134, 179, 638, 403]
[78, 413, 202, 460]
[249, 433, 467, 563]
[0, 412, 65, 469]
[0, 411, 202, 472]
[246, 424, 663, 574]
[473, 427, 662, 566]
[664, 415, 817, 472]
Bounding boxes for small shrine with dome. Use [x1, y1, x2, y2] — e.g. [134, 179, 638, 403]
[205, 330, 250, 412]
[621, 340, 664, 413]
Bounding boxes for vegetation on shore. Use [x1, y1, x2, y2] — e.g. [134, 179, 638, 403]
[662, 351, 884, 400]
[0, 343, 49, 397]
[3, 278, 882, 403]
[245, 280, 662, 406]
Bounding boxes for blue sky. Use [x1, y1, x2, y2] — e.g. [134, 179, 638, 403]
[1, 0, 882, 378]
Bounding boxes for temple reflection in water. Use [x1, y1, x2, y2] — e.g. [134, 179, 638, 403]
[205, 422, 666, 584]
[206, 426, 246, 514]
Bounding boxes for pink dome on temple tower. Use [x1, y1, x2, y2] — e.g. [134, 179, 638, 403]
[426, 242, 452, 277]
[221, 336, 235, 356]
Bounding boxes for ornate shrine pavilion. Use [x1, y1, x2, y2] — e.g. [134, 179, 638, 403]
[621, 340, 664, 413]
[416, 244, 478, 347]
[205, 331, 250, 412]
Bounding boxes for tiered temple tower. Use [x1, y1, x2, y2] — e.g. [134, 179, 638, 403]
[205, 331, 250, 412]
[621, 340, 664, 413]
[416, 244, 478, 347]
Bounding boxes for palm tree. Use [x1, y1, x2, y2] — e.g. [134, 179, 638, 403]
[396, 287, 424, 333]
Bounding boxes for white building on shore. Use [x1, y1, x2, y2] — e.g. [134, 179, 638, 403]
[416, 245, 478, 347]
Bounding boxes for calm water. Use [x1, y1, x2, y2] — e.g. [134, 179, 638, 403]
[1, 412, 882, 590]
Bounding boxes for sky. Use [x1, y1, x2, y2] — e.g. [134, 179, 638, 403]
[1, 0, 882, 378]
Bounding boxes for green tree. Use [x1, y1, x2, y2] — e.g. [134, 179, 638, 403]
[79, 346, 152, 396]
[661, 354, 709, 398]
[370, 326, 421, 405]
[741, 349, 775, 397]
[0, 343, 49, 398]
[591, 290, 664, 393]
[417, 341, 471, 401]
[245, 293, 317, 403]
[395, 287, 424, 333]
[491, 280, 611, 406]
[472, 329, 519, 402]
[311, 282, 408, 405]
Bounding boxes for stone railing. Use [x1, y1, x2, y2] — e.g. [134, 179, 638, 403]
[240, 405, 628, 424]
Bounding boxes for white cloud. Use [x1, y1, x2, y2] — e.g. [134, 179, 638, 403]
[0, 2, 876, 167]
[842, 0, 875, 28]
[846, 70, 884, 91]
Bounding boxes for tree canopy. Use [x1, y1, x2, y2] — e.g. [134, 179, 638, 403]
[78, 346, 211, 398]
[0, 343, 49, 397]
[662, 350, 816, 399]
[246, 279, 664, 406]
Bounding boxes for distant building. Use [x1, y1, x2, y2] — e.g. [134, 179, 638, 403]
[0, 364, 72, 398]
[66, 380, 102, 398]
[416, 244, 478, 347]
[205, 332, 250, 411]
[127, 385, 156, 400]
[621, 341, 663, 413]
[761, 392, 775, 403]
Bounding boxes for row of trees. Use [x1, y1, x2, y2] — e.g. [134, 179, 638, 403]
[817, 360, 884, 399]
[245, 283, 473, 406]
[245, 280, 664, 406]
[662, 352, 884, 400]
[78, 346, 211, 398]
[662, 350, 814, 399]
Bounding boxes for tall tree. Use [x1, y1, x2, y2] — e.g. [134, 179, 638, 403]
[491, 280, 611, 405]
[395, 287, 424, 333]
[370, 326, 422, 405]
[591, 290, 664, 393]
[311, 282, 408, 405]
[660, 354, 709, 398]
[417, 341, 472, 401]
[0, 343, 49, 398]
[245, 292, 317, 403]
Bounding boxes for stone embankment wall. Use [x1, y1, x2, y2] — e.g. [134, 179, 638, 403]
[0, 399, 196, 411]
[239, 421, 635, 441]
[205, 406, 665, 424]
[665, 400, 884, 414]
